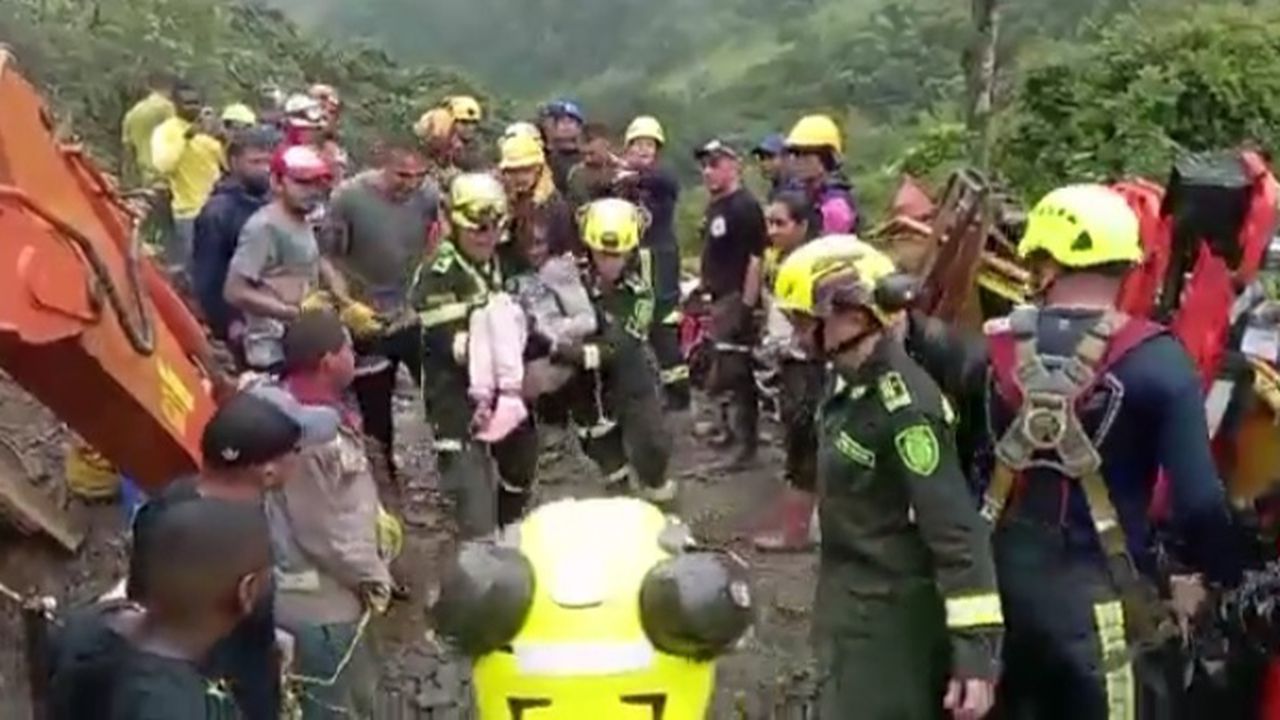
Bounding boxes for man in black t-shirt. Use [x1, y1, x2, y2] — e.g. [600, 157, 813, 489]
[113, 498, 274, 720]
[695, 139, 767, 467]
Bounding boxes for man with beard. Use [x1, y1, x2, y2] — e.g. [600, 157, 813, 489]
[224, 145, 343, 373]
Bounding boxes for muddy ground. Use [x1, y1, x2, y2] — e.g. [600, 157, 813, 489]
[0, 375, 818, 718]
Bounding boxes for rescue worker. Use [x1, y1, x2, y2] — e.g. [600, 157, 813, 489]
[773, 235, 1002, 719]
[696, 139, 767, 468]
[498, 132, 579, 259]
[541, 98, 586, 192]
[785, 114, 860, 234]
[981, 185, 1246, 718]
[549, 198, 677, 504]
[752, 190, 822, 551]
[414, 107, 463, 191]
[432, 497, 752, 719]
[410, 173, 539, 537]
[752, 132, 790, 200]
[445, 94, 486, 171]
[619, 115, 689, 410]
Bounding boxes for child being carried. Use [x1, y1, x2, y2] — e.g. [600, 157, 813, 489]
[468, 221, 597, 442]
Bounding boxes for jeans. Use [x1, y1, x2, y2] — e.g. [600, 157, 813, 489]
[290, 620, 376, 720]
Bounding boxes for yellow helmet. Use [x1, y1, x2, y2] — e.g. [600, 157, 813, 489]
[449, 173, 508, 230]
[414, 107, 455, 141]
[432, 498, 752, 720]
[220, 103, 257, 126]
[503, 121, 542, 144]
[1017, 184, 1142, 268]
[786, 114, 843, 155]
[446, 94, 483, 122]
[773, 234, 904, 324]
[579, 198, 649, 254]
[625, 115, 666, 147]
[499, 133, 546, 171]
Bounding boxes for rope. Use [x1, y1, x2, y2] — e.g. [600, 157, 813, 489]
[284, 609, 373, 687]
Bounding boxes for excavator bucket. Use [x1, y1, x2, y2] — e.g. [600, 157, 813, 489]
[0, 51, 215, 494]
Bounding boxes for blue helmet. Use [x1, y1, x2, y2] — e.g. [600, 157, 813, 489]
[542, 98, 584, 124]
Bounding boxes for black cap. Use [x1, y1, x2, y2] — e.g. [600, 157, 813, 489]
[283, 310, 349, 372]
[694, 139, 740, 162]
[201, 392, 303, 469]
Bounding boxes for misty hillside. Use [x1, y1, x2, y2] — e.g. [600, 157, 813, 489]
[270, 0, 1280, 211]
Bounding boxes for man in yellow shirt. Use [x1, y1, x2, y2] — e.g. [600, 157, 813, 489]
[151, 83, 225, 278]
[119, 74, 175, 185]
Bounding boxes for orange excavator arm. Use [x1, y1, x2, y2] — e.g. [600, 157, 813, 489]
[0, 51, 216, 492]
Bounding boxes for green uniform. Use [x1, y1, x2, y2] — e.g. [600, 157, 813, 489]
[410, 240, 538, 537]
[555, 248, 672, 496]
[813, 336, 1002, 718]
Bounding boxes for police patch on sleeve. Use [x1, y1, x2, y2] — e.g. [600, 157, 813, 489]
[895, 424, 940, 476]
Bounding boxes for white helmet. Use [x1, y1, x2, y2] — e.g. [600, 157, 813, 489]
[283, 93, 325, 129]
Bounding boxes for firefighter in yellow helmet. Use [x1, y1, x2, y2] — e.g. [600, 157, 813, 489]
[409, 173, 540, 537]
[537, 199, 677, 504]
[498, 133, 579, 262]
[774, 235, 1002, 718]
[615, 115, 688, 410]
[415, 107, 463, 190]
[980, 185, 1241, 717]
[431, 496, 752, 719]
[785, 114, 860, 234]
[445, 94, 487, 171]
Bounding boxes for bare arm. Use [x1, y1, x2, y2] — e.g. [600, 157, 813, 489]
[741, 255, 763, 308]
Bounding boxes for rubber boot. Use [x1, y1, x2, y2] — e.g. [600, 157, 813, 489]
[753, 487, 816, 553]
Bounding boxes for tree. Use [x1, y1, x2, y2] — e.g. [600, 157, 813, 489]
[995, 4, 1280, 198]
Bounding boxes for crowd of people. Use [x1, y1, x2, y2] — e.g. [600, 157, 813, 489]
[40, 71, 1275, 720]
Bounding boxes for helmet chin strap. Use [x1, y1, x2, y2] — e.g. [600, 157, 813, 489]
[816, 320, 881, 363]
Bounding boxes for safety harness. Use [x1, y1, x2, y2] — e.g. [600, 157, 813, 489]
[984, 307, 1167, 645]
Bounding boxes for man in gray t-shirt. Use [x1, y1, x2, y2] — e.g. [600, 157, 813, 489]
[322, 143, 440, 478]
[225, 146, 334, 371]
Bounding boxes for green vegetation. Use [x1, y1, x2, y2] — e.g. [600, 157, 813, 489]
[0, 0, 494, 176]
[6, 0, 1278, 229]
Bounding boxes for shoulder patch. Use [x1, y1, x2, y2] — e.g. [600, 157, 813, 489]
[877, 371, 912, 412]
[430, 249, 456, 274]
[895, 424, 940, 476]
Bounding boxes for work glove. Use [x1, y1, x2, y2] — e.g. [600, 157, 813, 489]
[339, 300, 385, 338]
[359, 581, 392, 615]
[299, 290, 337, 314]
